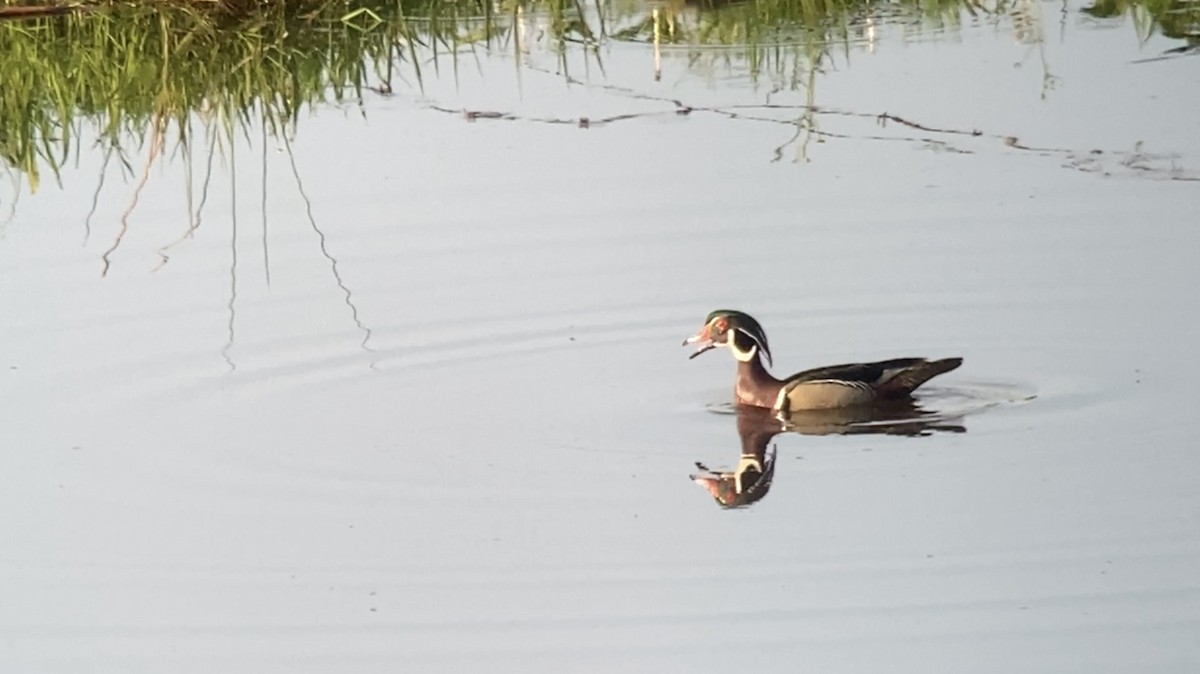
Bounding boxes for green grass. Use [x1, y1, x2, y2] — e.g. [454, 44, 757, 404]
[0, 0, 1193, 194]
[0, 0, 522, 192]
[1084, 0, 1199, 42]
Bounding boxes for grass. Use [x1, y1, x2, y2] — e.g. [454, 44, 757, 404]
[1084, 0, 1199, 42]
[0, 0, 1193, 195]
[0, 0, 464, 191]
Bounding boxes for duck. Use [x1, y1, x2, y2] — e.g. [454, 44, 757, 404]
[690, 405, 781, 508]
[683, 309, 962, 413]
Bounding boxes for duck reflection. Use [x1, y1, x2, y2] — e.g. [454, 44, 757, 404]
[690, 402, 965, 508]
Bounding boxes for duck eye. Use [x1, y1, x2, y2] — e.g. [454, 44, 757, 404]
[714, 319, 728, 332]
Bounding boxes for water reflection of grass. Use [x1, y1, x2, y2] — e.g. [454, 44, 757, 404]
[1, 0, 579, 195]
[610, 0, 970, 47]
[0, 0, 1193, 194]
[1, 0, 933, 190]
[0, 1, 435, 192]
[1084, 0, 1200, 43]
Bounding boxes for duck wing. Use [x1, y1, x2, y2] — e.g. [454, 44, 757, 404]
[784, 357, 963, 396]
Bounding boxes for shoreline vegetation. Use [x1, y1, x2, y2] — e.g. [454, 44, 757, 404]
[0, 0, 1195, 196]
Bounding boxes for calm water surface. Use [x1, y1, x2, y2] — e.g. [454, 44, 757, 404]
[2, 1, 1199, 672]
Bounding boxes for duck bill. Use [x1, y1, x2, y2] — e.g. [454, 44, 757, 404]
[683, 326, 716, 359]
[690, 474, 725, 499]
[690, 473, 737, 505]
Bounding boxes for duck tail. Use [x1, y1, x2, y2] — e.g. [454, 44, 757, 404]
[878, 357, 963, 396]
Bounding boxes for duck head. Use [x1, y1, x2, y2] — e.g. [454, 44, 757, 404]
[690, 447, 777, 508]
[683, 309, 773, 366]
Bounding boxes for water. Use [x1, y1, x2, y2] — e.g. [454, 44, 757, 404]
[2, 1, 1199, 672]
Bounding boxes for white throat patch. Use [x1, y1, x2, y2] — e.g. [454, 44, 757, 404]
[727, 329, 758, 362]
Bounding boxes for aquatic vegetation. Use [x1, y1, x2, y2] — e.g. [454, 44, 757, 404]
[0, 0, 462, 192]
[1084, 0, 1200, 43]
[0, 0, 1192, 194]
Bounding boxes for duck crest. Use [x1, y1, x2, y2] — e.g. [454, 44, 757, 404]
[709, 309, 772, 366]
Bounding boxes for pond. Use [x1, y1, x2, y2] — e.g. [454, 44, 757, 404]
[1, 0, 1198, 671]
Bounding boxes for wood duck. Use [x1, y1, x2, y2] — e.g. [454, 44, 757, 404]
[690, 406, 781, 508]
[684, 309, 963, 413]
